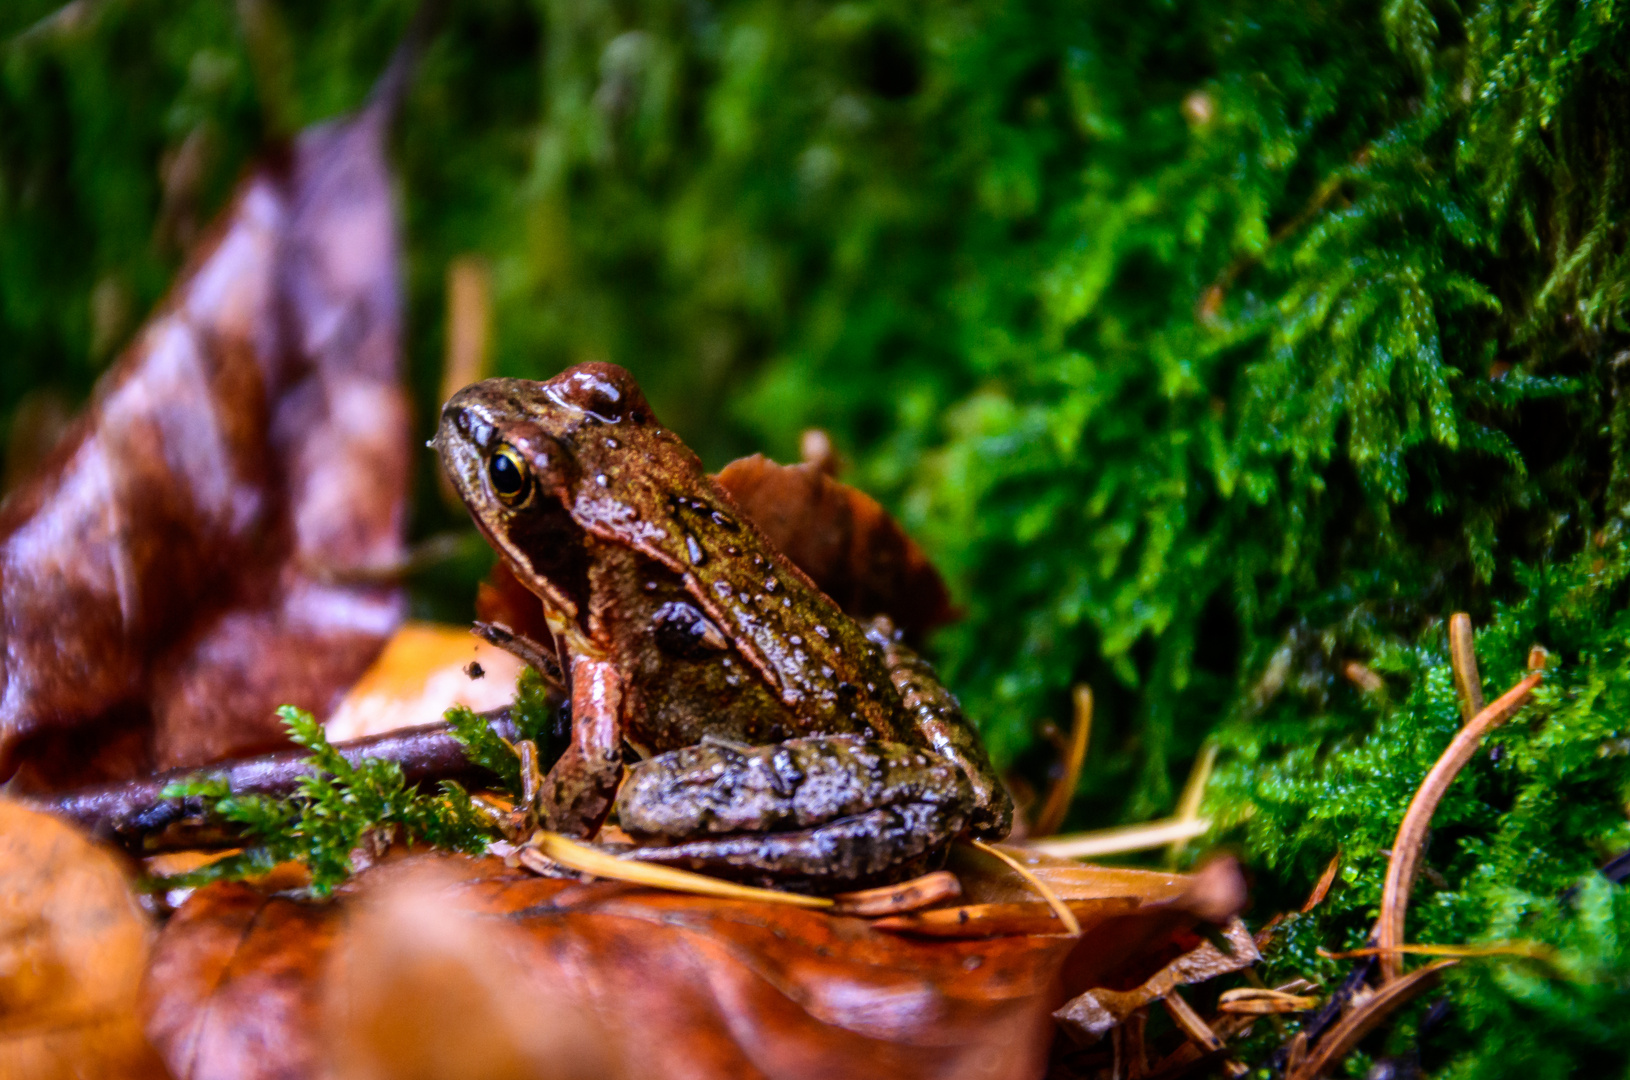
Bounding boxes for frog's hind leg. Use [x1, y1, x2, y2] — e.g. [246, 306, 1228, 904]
[867, 616, 1014, 840]
[628, 804, 955, 892]
[615, 735, 973, 892]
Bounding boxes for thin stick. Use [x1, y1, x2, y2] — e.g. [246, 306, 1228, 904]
[830, 871, 961, 916]
[1033, 685, 1093, 837]
[25, 711, 522, 851]
[1375, 671, 1542, 983]
[524, 832, 833, 909]
[1285, 961, 1456, 1080]
[1448, 613, 1484, 721]
[968, 839, 1081, 934]
[1163, 991, 1224, 1053]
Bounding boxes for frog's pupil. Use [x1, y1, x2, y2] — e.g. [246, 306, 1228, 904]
[490, 451, 526, 499]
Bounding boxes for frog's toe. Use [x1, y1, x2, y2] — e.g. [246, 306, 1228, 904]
[624, 801, 966, 893]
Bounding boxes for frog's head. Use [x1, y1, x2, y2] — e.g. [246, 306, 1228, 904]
[434, 362, 658, 626]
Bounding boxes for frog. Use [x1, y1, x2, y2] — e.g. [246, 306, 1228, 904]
[434, 362, 1012, 891]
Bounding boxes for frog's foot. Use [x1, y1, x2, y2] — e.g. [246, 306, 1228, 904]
[615, 735, 974, 892]
[625, 803, 960, 892]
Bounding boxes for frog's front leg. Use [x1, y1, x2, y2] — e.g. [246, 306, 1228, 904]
[538, 653, 625, 837]
[615, 736, 973, 891]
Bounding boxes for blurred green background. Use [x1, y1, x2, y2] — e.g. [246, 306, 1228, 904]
[5, 1, 1630, 1070]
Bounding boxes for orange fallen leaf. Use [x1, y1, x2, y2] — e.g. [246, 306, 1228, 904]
[0, 800, 168, 1080]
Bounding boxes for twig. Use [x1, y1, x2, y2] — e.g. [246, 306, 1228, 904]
[1447, 613, 1484, 721]
[1163, 991, 1223, 1053]
[1284, 960, 1457, 1080]
[1376, 670, 1543, 983]
[968, 839, 1082, 934]
[830, 870, 961, 916]
[25, 710, 521, 851]
[1033, 685, 1093, 837]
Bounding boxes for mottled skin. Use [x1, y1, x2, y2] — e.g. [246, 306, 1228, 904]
[435, 363, 1011, 889]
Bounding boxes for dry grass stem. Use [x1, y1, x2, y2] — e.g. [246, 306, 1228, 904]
[1217, 988, 1319, 1014]
[1322, 941, 1558, 964]
[1448, 613, 1484, 721]
[1025, 817, 1211, 859]
[1300, 853, 1340, 913]
[1375, 669, 1542, 982]
[1033, 685, 1093, 837]
[1164, 743, 1217, 866]
[968, 840, 1081, 934]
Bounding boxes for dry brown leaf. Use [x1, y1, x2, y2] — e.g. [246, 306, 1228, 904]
[1, 68, 412, 789]
[142, 849, 1249, 1080]
[0, 800, 169, 1080]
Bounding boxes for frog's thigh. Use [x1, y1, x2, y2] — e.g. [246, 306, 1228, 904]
[616, 735, 973, 838]
[629, 803, 961, 891]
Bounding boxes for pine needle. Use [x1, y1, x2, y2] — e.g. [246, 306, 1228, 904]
[524, 832, 834, 909]
[967, 839, 1081, 934]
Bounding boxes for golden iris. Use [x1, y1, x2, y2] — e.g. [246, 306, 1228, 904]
[488, 444, 531, 506]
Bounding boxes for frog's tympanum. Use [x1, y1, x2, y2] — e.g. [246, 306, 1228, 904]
[435, 363, 1012, 891]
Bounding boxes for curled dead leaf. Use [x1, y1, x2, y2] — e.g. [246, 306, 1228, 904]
[713, 454, 957, 641]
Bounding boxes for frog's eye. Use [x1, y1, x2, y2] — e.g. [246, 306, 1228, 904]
[488, 444, 532, 507]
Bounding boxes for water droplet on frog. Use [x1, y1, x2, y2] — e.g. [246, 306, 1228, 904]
[685, 533, 706, 565]
[866, 682, 876, 694]
[725, 545, 740, 557]
[643, 580, 659, 592]
[605, 437, 620, 448]
[596, 474, 611, 488]
[789, 635, 802, 646]
[750, 554, 764, 568]
[763, 578, 778, 593]
[782, 597, 791, 607]
[814, 625, 829, 639]
[821, 665, 834, 678]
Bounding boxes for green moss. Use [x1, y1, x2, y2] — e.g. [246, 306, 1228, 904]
[10, 1, 1630, 1071]
[161, 706, 494, 895]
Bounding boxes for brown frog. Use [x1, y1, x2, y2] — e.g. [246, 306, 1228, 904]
[434, 362, 1011, 891]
